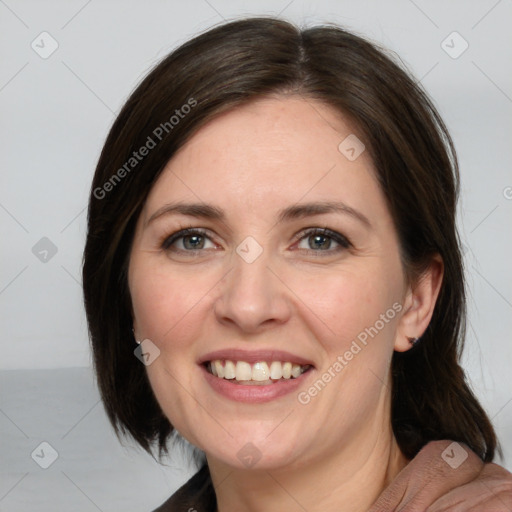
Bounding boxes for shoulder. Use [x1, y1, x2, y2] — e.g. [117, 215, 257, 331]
[370, 440, 512, 511]
[152, 464, 216, 512]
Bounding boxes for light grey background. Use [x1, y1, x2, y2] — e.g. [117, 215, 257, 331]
[1, 0, 511, 510]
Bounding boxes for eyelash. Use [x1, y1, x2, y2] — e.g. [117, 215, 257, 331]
[293, 227, 352, 254]
[161, 227, 351, 256]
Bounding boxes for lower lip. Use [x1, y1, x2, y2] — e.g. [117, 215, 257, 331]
[200, 365, 313, 403]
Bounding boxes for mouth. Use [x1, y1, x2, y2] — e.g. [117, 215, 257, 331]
[198, 349, 315, 402]
[203, 360, 313, 386]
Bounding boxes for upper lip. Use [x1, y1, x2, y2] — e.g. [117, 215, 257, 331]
[198, 349, 315, 367]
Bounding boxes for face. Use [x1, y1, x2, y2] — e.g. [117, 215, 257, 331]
[128, 96, 409, 470]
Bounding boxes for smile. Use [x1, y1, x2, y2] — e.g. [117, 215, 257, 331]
[205, 360, 312, 385]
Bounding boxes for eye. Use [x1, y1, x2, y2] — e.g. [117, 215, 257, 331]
[294, 228, 351, 253]
[162, 228, 217, 252]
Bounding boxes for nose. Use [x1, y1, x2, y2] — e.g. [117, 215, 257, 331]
[213, 249, 292, 333]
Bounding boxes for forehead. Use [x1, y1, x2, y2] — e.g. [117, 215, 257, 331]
[141, 96, 382, 222]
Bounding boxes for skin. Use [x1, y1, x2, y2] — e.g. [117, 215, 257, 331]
[128, 95, 443, 512]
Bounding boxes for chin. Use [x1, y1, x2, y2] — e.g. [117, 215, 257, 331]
[201, 431, 306, 471]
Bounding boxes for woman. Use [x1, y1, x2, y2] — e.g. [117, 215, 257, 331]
[82, 18, 512, 511]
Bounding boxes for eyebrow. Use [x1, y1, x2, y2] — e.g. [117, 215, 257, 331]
[146, 201, 372, 229]
[277, 201, 371, 228]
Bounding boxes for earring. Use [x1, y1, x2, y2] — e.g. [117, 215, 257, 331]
[407, 336, 420, 346]
[132, 328, 141, 345]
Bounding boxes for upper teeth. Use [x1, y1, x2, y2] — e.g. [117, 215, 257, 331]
[209, 360, 309, 381]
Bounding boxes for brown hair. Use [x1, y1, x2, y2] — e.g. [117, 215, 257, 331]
[82, 17, 498, 463]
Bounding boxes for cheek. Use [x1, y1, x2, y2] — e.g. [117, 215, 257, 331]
[130, 260, 210, 345]
[129, 261, 214, 440]
[285, 270, 400, 447]
[290, 264, 399, 353]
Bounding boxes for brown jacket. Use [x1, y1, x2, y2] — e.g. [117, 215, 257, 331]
[152, 440, 512, 511]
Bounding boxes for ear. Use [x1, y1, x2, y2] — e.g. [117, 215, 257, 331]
[394, 254, 444, 352]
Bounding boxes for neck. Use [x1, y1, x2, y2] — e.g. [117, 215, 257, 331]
[208, 393, 409, 512]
